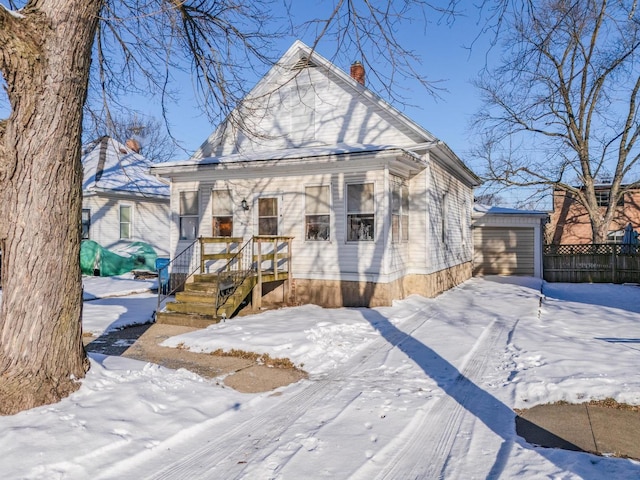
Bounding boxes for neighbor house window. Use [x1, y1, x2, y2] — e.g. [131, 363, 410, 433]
[81, 209, 91, 240]
[391, 178, 409, 243]
[347, 183, 375, 241]
[305, 185, 330, 241]
[595, 190, 624, 207]
[179, 191, 199, 240]
[119, 205, 131, 239]
[258, 197, 278, 235]
[607, 230, 625, 244]
[212, 189, 233, 237]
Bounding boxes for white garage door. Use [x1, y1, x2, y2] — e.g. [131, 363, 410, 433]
[473, 227, 535, 276]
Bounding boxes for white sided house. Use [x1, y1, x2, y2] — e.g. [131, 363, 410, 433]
[151, 41, 479, 315]
[82, 137, 170, 256]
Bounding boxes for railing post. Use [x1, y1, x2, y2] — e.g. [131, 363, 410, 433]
[286, 238, 292, 302]
[199, 237, 205, 274]
[253, 237, 262, 309]
[273, 238, 278, 279]
[612, 245, 617, 283]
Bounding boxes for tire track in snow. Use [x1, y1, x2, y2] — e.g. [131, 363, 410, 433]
[352, 317, 515, 480]
[99, 303, 438, 480]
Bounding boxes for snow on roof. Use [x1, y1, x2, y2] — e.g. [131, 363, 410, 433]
[82, 137, 169, 198]
[473, 203, 548, 216]
[152, 143, 423, 170]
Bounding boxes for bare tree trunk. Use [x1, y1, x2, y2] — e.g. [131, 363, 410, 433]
[0, 1, 102, 415]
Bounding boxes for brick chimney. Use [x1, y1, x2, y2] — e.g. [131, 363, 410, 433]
[350, 61, 365, 86]
[126, 138, 141, 154]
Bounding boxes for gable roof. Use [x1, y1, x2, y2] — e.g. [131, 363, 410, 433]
[82, 136, 169, 199]
[153, 40, 479, 186]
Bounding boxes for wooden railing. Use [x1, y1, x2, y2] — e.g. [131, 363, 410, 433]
[215, 238, 255, 315]
[252, 236, 294, 309]
[200, 236, 244, 273]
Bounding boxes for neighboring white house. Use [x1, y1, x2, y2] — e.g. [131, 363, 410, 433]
[82, 136, 170, 257]
[472, 204, 549, 278]
[151, 41, 480, 308]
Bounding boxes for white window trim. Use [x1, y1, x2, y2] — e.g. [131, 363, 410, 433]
[391, 177, 409, 244]
[257, 195, 280, 236]
[345, 182, 376, 243]
[179, 191, 200, 241]
[211, 189, 234, 237]
[304, 184, 331, 242]
[119, 204, 132, 240]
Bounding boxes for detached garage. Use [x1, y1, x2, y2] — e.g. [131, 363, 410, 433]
[472, 205, 548, 278]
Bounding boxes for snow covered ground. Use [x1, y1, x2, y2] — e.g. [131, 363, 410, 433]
[1, 275, 640, 478]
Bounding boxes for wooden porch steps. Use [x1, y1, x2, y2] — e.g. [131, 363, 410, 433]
[157, 273, 259, 327]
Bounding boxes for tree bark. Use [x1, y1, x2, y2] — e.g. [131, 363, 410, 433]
[0, 1, 103, 415]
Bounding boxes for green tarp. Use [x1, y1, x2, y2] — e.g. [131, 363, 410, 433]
[80, 240, 157, 276]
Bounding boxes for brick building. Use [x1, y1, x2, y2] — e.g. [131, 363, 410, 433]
[548, 186, 640, 244]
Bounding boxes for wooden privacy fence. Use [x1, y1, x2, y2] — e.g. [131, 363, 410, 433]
[543, 244, 640, 283]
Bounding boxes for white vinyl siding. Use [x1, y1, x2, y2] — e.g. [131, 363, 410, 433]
[426, 162, 474, 273]
[81, 195, 169, 256]
[196, 67, 419, 158]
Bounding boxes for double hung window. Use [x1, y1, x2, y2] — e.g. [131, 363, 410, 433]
[305, 186, 330, 241]
[119, 205, 131, 239]
[212, 190, 233, 237]
[391, 178, 409, 243]
[179, 191, 199, 240]
[347, 183, 375, 241]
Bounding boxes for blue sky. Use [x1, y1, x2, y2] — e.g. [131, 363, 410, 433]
[1, 2, 517, 202]
[126, 2, 494, 168]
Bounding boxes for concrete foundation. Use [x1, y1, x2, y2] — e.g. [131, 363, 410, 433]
[289, 262, 472, 308]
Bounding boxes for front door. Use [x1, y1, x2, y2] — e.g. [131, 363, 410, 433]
[258, 197, 278, 235]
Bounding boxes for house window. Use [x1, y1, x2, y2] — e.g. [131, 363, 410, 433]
[305, 185, 330, 241]
[347, 183, 375, 241]
[179, 191, 199, 240]
[119, 205, 131, 239]
[81, 209, 91, 240]
[391, 178, 409, 243]
[258, 197, 278, 235]
[212, 190, 233, 237]
[595, 190, 624, 207]
[607, 230, 625, 244]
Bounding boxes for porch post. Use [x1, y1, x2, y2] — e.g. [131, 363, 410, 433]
[286, 238, 292, 303]
[253, 237, 262, 309]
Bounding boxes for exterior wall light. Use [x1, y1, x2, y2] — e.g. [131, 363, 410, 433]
[241, 198, 250, 211]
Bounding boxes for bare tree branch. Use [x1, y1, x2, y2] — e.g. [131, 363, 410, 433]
[474, 0, 640, 242]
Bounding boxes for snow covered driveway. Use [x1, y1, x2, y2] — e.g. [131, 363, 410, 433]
[3, 276, 640, 479]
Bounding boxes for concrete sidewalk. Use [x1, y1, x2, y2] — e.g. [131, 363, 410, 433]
[516, 403, 640, 460]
